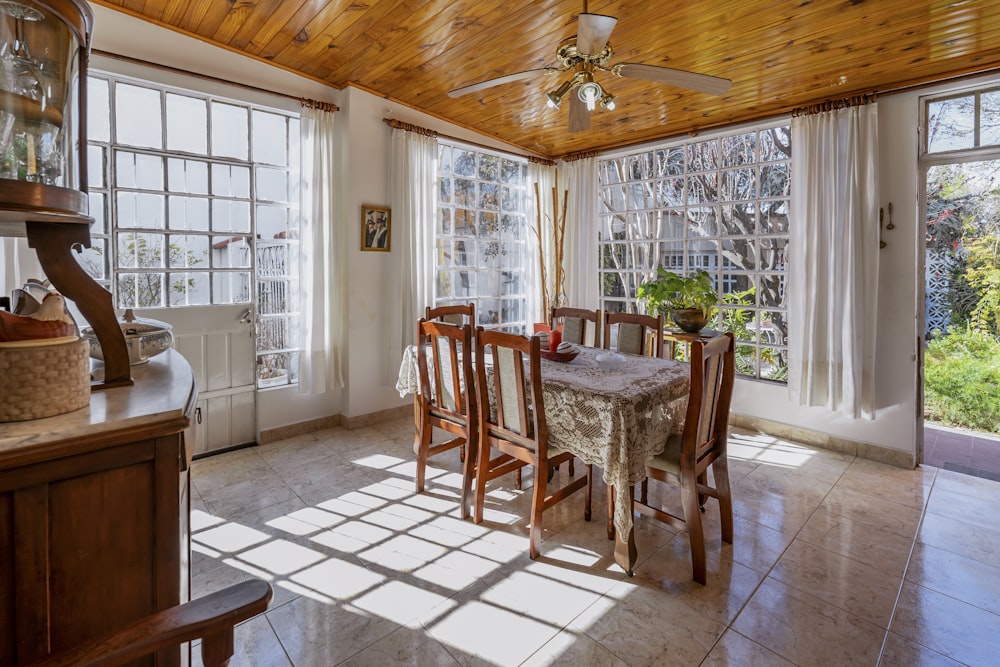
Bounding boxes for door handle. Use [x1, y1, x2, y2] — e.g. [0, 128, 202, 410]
[239, 309, 253, 325]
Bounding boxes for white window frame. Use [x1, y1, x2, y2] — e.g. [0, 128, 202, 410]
[435, 140, 530, 332]
[598, 120, 791, 382]
[83, 70, 301, 389]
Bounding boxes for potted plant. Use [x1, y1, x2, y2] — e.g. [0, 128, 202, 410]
[637, 269, 719, 333]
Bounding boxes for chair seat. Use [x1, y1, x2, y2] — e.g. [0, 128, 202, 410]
[646, 434, 682, 475]
[547, 445, 575, 461]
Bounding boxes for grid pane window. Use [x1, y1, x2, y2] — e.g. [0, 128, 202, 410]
[82, 73, 300, 389]
[436, 142, 529, 332]
[599, 123, 791, 382]
[925, 87, 1000, 154]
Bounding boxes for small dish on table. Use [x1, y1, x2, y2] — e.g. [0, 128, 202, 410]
[595, 352, 627, 371]
[540, 342, 580, 362]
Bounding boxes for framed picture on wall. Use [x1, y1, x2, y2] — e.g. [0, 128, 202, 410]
[361, 205, 391, 252]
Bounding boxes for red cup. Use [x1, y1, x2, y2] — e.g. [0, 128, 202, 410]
[549, 327, 562, 351]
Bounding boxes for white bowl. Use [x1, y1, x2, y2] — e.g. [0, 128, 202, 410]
[595, 352, 626, 371]
[81, 309, 174, 366]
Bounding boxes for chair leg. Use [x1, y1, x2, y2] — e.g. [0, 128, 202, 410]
[713, 459, 734, 544]
[681, 474, 706, 585]
[640, 478, 648, 505]
[568, 459, 575, 477]
[473, 439, 491, 524]
[697, 471, 709, 511]
[459, 435, 477, 521]
[415, 422, 430, 494]
[529, 460, 547, 559]
[606, 486, 615, 540]
[584, 463, 592, 522]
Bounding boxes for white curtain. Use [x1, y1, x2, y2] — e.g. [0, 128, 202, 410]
[559, 156, 600, 309]
[389, 128, 438, 371]
[298, 104, 343, 393]
[788, 102, 879, 419]
[527, 161, 556, 324]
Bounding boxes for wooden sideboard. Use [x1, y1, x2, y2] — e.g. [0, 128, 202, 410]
[0, 350, 197, 666]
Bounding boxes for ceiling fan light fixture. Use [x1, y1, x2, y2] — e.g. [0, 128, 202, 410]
[546, 79, 574, 109]
[578, 80, 603, 111]
[600, 93, 617, 111]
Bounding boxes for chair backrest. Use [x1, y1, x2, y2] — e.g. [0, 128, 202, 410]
[603, 311, 663, 357]
[426, 303, 476, 327]
[681, 332, 736, 470]
[416, 318, 475, 425]
[550, 306, 600, 346]
[474, 328, 547, 455]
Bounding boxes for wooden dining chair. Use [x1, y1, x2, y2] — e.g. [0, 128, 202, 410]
[550, 306, 600, 346]
[662, 328, 715, 361]
[426, 302, 476, 327]
[603, 311, 663, 357]
[472, 328, 593, 559]
[630, 332, 735, 584]
[414, 318, 477, 519]
[420, 304, 476, 465]
[26, 579, 272, 667]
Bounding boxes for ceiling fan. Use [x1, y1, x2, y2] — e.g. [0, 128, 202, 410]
[447, 1, 732, 133]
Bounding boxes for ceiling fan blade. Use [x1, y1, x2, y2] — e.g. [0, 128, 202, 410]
[614, 63, 732, 96]
[577, 13, 617, 55]
[568, 93, 590, 133]
[447, 69, 554, 98]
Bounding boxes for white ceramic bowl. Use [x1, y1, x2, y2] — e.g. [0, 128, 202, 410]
[82, 309, 174, 365]
[595, 352, 626, 371]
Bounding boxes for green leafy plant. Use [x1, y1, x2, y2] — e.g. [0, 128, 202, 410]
[924, 326, 1000, 433]
[637, 269, 718, 318]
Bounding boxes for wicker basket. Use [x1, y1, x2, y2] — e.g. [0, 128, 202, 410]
[0, 338, 91, 422]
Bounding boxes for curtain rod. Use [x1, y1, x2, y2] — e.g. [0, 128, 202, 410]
[92, 49, 339, 111]
[383, 118, 551, 164]
[560, 150, 598, 163]
[793, 93, 876, 116]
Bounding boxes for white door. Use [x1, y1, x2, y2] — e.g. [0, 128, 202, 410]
[142, 304, 257, 456]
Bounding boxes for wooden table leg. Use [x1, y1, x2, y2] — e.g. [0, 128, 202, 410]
[612, 483, 637, 576]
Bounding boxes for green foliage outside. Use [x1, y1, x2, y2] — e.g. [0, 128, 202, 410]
[659, 283, 789, 382]
[924, 327, 1000, 432]
[722, 286, 788, 382]
[925, 160, 1000, 434]
[637, 269, 718, 318]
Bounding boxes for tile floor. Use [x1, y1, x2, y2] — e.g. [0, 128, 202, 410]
[189, 417, 1000, 666]
[924, 423, 1000, 482]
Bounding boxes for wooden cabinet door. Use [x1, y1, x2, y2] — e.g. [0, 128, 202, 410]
[0, 436, 186, 666]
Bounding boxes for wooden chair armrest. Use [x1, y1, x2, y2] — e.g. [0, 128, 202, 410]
[27, 579, 273, 667]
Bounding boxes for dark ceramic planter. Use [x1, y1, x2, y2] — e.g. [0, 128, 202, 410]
[670, 308, 709, 333]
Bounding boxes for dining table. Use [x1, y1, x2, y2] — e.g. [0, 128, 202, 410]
[396, 342, 690, 575]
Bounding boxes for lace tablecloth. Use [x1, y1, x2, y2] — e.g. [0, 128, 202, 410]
[397, 344, 689, 569]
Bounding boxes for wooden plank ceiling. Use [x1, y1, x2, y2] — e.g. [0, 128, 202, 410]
[92, 0, 1000, 159]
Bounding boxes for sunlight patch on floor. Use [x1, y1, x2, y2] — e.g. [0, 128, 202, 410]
[729, 431, 817, 468]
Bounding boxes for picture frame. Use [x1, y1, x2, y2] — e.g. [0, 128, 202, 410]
[361, 205, 391, 252]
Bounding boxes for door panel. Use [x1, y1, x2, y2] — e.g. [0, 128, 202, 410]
[141, 305, 256, 454]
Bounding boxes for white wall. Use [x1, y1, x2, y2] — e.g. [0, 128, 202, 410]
[88, 3, 998, 456]
[88, 3, 524, 430]
[731, 93, 920, 453]
[90, 4, 343, 433]
[336, 88, 532, 418]
[732, 72, 1000, 456]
